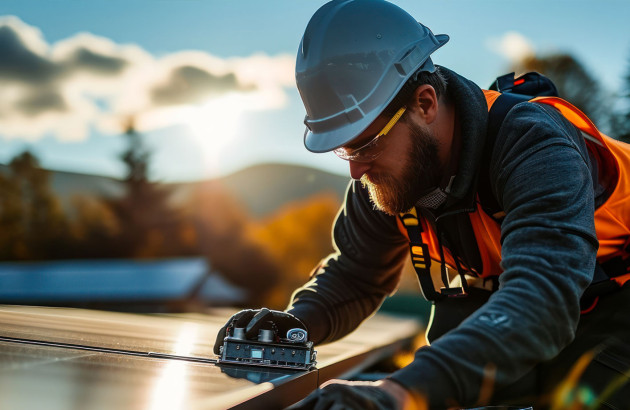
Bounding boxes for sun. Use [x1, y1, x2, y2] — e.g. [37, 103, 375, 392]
[182, 94, 245, 174]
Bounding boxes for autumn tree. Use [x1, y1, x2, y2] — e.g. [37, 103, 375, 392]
[246, 192, 340, 308]
[183, 182, 282, 306]
[0, 163, 26, 260]
[0, 151, 68, 260]
[67, 195, 121, 258]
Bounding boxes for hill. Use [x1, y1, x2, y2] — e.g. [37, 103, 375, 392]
[0, 163, 123, 203]
[1, 163, 350, 218]
[183, 163, 350, 217]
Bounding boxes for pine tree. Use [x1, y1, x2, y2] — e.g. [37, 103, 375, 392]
[106, 119, 183, 258]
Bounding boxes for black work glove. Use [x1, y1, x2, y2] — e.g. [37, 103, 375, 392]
[285, 381, 397, 410]
[213, 308, 307, 355]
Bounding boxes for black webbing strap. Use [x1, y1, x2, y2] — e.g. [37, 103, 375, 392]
[399, 208, 443, 301]
[482, 71, 558, 217]
[479, 92, 532, 220]
[580, 264, 621, 310]
[487, 92, 531, 147]
[581, 256, 630, 310]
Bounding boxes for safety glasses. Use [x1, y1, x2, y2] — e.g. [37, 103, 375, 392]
[333, 106, 406, 163]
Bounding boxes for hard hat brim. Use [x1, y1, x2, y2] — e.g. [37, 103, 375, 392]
[303, 33, 449, 153]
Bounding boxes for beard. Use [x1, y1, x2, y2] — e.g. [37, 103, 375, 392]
[361, 122, 443, 215]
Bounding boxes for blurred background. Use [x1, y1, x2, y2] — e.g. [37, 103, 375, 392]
[0, 0, 628, 314]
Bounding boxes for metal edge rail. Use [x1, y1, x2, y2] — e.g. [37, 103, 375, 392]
[0, 335, 219, 365]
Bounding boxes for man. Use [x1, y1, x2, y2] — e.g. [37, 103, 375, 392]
[215, 0, 630, 408]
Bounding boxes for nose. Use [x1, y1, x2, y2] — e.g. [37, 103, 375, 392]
[348, 160, 372, 180]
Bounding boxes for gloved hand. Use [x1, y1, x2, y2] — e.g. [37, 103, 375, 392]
[285, 380, 398, 410]
[213, 308, 307, 355]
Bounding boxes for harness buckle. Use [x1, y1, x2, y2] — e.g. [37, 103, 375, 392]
[440, 286, 467, 298]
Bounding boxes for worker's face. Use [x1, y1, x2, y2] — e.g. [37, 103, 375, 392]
[353, 114, 444, 215]
[338, 84, 446, 215]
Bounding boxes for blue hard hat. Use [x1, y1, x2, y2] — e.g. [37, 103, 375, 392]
[296, 0, 449, 153]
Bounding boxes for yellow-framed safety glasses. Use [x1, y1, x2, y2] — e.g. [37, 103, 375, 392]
[333, 106, 406, 162]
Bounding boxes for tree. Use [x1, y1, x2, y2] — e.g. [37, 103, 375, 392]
[512, 53, 609, 130]
[67, 195, 121, 259]
[0, 164, 26, 260]
[245, 192, 339, 308]
[612, 51, 630, 141]
[106, 119, 186, 258]
[0, 151, 68, 260]
[183, 182, 282, 306]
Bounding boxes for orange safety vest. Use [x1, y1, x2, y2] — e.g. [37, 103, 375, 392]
[398, 90, 630, 299]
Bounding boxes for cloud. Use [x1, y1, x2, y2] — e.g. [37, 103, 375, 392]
[66, 47, 129, 75]
[15, 88, 67, 116]
[0, 16, 295, 141]
[486, 31, 535, 63]
[0, 20, 60, 85]
[151, 65, 254, 106]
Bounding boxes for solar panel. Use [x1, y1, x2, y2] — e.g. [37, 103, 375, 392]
[0, 305, 422, 409]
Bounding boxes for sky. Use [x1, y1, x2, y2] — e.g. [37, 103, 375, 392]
[0, 0, 629, 182]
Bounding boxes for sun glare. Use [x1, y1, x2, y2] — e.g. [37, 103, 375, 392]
[184, 94, 244, 176]
[148, 324, 199, 410]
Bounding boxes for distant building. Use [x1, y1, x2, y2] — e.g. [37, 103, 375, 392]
[0, 257, 246, 312]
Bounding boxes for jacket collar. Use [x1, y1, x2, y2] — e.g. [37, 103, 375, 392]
[435, 66, 488, 212]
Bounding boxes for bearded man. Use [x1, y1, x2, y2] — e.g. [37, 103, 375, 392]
[215, 1, 630, 408]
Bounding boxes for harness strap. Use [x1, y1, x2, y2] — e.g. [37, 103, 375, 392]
[581, 255, 630, 312]
[486, 93, 531, 145]
[399, 209, 443, 301]
[399, 208, 471, 301]
[479, 92, 531, 220]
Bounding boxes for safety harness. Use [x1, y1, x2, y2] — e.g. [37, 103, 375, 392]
[400, 207, 469, 301]
[398, 72, 630, 309]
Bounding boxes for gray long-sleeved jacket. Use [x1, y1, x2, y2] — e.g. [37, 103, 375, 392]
[287, 67, 601, 407]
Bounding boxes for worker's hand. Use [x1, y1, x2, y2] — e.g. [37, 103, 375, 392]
[213, 308, 306, 355]
[285, 379, 416, 410]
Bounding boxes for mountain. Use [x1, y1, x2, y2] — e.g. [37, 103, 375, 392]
[50, 169, 124, 202]
[0, 163, 123, 202]
[1, 163, 350, 218]
[184, 163, 350, 217]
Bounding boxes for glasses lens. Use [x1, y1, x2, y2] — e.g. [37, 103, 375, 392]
[333, 147, 354, 160]
[333, 137, 382, 162]
[333, 106, 405, 162]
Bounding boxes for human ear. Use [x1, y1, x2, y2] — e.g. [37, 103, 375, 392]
[410, 85, 438, 124]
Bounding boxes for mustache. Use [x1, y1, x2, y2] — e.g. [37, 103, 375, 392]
[361, 172, 386, 186]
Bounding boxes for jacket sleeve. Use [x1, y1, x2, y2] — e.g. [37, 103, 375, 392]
[286, 180, 409, 345]
[388, 102, 599, 407]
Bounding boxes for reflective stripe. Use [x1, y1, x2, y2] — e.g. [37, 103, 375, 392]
[411, 246, 424, 255]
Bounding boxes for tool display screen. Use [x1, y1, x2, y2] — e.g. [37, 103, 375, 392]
[250, 349, 263, 359]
